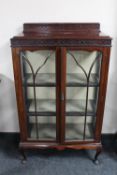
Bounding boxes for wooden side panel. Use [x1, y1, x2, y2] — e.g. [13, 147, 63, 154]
[95, 47, 111, 141]
[12, 48, 28, 141]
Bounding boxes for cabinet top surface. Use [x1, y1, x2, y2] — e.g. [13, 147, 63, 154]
[11, 23, 112, 47]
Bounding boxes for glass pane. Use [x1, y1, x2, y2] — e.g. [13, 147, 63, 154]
[21, 50, 56, 86]
[28, 116, 56, 140]
[25, 87, 56, 115]
[66, 116, 95, 140]
[66, 50, 101, 86]
[20, 50, 57, 140]
[65, 50, 102, 141]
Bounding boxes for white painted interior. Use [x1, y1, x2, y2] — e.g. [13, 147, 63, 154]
[0, 0, 117, 133]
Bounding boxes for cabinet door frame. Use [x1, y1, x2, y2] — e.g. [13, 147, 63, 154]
[60, 46, 110, 144]
[12, 46, 61, 143]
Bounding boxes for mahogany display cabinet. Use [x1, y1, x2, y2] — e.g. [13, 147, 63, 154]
[11, 23, 112, 164]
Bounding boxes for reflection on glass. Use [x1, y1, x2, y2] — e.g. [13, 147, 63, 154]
[65, 50, 102, 141]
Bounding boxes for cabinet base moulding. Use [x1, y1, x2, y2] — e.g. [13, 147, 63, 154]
[19, 142, 102, 150]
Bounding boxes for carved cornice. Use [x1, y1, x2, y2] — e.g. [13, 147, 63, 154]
[11, 39, 111, 47]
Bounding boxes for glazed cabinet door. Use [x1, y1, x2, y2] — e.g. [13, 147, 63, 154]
[61, 48, 102, 142]
[14, 48, 60, 142]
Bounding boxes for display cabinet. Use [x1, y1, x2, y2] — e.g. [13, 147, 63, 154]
[11, 23, 112, 164]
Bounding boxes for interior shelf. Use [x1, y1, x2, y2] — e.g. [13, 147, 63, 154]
[66, 99, 96, 116]
[27, 99, 56, 116]
[66, 73, 99, 87]
[29, 123, 56, 140]
[26, 99, 96, 116]
[28, 122, 93, 140]
[65, 123, 94, 140]
[23, 73, 99, 87]
[23, 73, 56, 87]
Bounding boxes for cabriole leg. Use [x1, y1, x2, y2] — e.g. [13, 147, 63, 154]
[93, 148, 102, 165]
[19, 149, 27, 164]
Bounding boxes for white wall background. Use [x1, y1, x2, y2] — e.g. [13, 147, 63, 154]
[0, 0, 117, 133]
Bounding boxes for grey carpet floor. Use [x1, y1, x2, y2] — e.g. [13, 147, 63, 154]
[0, 141, 117, 175]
